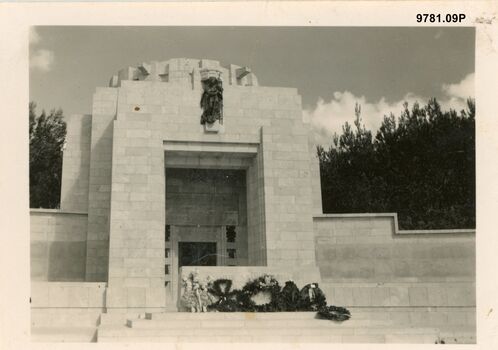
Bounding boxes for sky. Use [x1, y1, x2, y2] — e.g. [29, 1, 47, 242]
[30, 26, 475, 146]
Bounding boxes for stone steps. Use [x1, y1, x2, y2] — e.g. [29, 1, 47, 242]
[96, 310, 475, 343]
[96, 309, 476, 343]
[31, 308, 101, 342]
[130, 318, 393, 329]
[143, 307, 475, 327]
[31, 327, 97, 343]
[100, 324, 441, 336]
[343, 307, 475, 327]
[30, 308, 475, 343]
[146, 311, 318, 320]
[97, 325, 441, 343]
[98, 335, 441, 343]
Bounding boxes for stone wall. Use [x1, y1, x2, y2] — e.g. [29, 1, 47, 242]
[30, 210, 88, 281]
[260, 122, 317, 267]
[166, 168, 248, 266]
[314, 214, 475, 307]
[308, 133, 323, 215]
[85, 87, 118, 282]
[107, 111, 167, 310]
[165, 168, 246, 227]
[31, 282, 106, 308]
[246, 145, 266, 265]
[60, 114, 92, 212]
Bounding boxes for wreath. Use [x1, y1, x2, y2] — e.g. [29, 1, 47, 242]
[317, 306, 351, 322]
[238, 275, 281, 312]
[298, 283, 327, 311]
[184, 274, 352, 323]
[207, 278, 242, 312]
[276, 280, 301, 311]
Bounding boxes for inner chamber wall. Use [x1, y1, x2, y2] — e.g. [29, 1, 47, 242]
[164, 167, 248, 267]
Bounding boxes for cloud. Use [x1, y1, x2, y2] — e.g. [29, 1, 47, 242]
[29, 27, 56, 72]
[304, 73, 475, 147]
[304, 91, 425, 147]
[442, 73, 474, 100]
[30, 49, 55, 72]
[439, 73, 475, 115]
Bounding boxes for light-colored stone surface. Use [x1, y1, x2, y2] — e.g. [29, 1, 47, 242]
[102, 59, 317, 307]
[30, 306, 475, 344]
[60, 114, 92, 212]
[31, 327, 98, 343]
[107, 113, 166, 308]
[320, 281, 475, 307]
[30, 210, 88, 281]
[112, 59, 257, 89]
[96, 308, 475, 343]
[246, 141, 266, 265]
[85, 87, 118, 282]
[31, 282, 106, 308]
[314, 215, 475, 309]
[30, 285, 103, 341]
[314, 215, 475, 282]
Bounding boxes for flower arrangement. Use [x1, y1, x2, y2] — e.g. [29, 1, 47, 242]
[276, 280, 301, 311]
[238, 274, 281, 312]
[316, 306, 351, 322]
[207, 278, 241, 312]
[180, 271, 215, 312]
[298, 283, 327, 311]
[182, 273, 351, 322]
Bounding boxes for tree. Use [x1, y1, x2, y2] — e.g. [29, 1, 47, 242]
[29, 102, 67, 208]
[318, 98, 475, 229]
[319, 103, 383, 213]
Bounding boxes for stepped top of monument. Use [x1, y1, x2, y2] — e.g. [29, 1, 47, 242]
[109, 58, 258, 88]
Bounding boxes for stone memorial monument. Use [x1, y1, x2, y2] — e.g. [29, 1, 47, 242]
[29, 58, 475, 343]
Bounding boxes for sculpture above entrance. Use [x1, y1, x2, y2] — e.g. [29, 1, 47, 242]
[200, 68, 223, 126]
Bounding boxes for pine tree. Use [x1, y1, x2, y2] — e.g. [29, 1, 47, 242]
[318, 98, 475, 229]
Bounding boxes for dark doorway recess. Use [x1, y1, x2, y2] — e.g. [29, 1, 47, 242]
[178, 242, 217, 267]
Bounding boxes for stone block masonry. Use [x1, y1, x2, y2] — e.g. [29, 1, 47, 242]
[103, 59, 319, 307]
[107, 115, 166, 309]
[86, 87, 118, 282]
[314, 213, 475, 308]
[60, 114, 92, 212]
[30, 210, 88, 281]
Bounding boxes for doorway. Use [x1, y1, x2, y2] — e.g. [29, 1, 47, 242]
[178, 242, 217, 267]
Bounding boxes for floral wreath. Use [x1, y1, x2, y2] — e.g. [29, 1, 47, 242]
[238, 274, 281, 312]
[298, 283, 327, 311]
[179, 273, 351, 322]
[207, 278, 242, 312]
[316, 305, 351, 322]
[276, 280, 301, 311]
